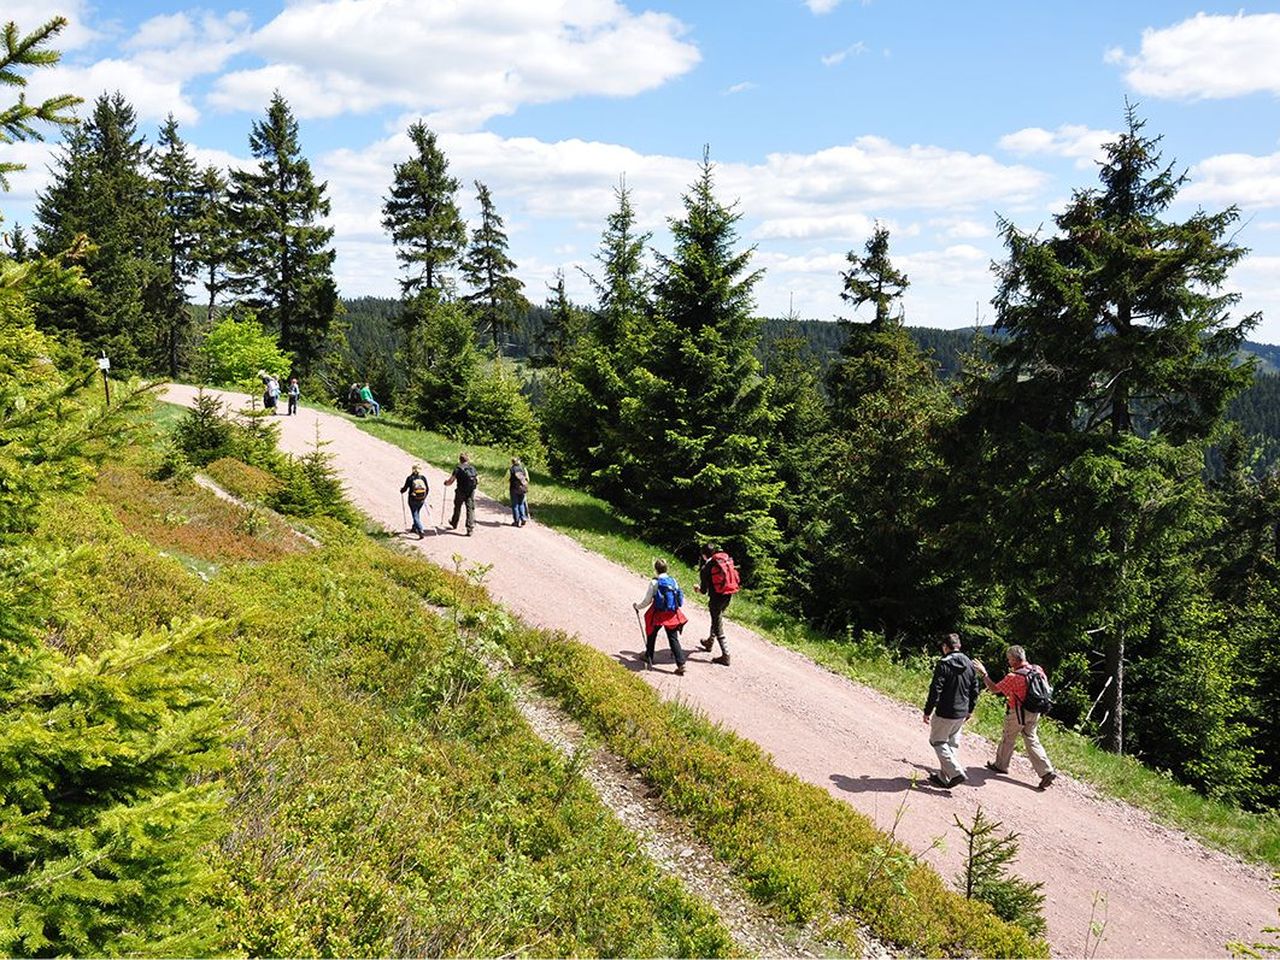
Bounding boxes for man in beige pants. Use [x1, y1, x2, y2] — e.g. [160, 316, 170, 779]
[974, 645, 1057, 791]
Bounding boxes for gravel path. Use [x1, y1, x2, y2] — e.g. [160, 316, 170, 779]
[164, 385, 1279, 958]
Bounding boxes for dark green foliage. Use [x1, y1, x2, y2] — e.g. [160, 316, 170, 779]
[228, 93, 336, 373]
[34, 93, 163, 372]
[148, 115, 198, 378]
[535, 269, 588, 367]
[189, 165, 233, 325]
[460, 180, 527, 350]
[0, 17, 80, 190]
[840, 223, 909, 330]
[267, 426, 359, 525]
[173, 389, 234, 466]
[954, 807, 1046, 939]
[381, 120, 466, 312]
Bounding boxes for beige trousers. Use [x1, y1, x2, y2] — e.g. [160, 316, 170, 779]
[929, 715, 968, 781]
[995, 709, 1054, 777]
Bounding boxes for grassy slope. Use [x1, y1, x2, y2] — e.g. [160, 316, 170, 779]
[353, 414, 1280, 870]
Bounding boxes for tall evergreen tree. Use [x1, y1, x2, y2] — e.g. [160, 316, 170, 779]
[381, 120, 466, 316]
[34, 91, 163, 372]
[148, 114, 198, 378]
[960, 108, 1258, 759]
[190, 165, 234, 324]
[6, 223, 31, 260]
[620, 150, 782, 584]
[542, 180, 652, 486]
[461, 180, 527, 350]
[229, 92, 336, 373]
[840, 223, 909, 331]
[536, 269, 587, 366]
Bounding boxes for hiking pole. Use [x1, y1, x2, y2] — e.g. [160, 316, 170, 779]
[400, 492, 407, 531]
[634, 607, 649, 670]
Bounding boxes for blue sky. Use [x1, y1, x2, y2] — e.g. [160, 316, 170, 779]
[8, 0, 1280, 343]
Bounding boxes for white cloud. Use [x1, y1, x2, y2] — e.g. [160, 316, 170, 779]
[210, 0, 700, 125]
[1110, 12, 1280, 100]
[1187, 151, 1280, 209]
[805, 0, 843, 13]
[5, 1, 98, 51]
[754, 213, 878, 241]
[724, 81, 756, 95]
[930, 217, 989, 240]
[998, 124, 1117, 169]
[821, 41, 867, 66]
[28, 59, 201, 124]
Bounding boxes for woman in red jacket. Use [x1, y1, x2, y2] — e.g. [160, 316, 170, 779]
[633, 558, 688, 675]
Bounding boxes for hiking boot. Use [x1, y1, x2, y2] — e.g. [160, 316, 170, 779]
[1037, 771, 1057, 791]
[700, 636, 715, 652]
[712, 654, 731, 666]
[642, 655, 653, 670]
[674, 663, 686, 676]
[946, 774, 968, 788]
[417, 531, 425, 540]
[985, 761, 1007, 774]
[927, 773, 953, 789]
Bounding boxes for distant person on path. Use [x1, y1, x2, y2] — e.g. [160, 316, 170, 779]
[508, 456, 529, 527]
[633, 558, 689, 675]
[444, 452, 479, 536]
[347, 383, 362, 414]
[974, 645, 1057, 791]
[260, 372, 279, 414]
[400, 464, 429, 539]
[922, 633, 981, 789]
[359, 381, 380, 417]
[287, 377, 300, 415]
[694, 543, 739, 666]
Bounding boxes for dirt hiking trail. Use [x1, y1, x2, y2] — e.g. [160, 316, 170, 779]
[164, 385, 1277, 957]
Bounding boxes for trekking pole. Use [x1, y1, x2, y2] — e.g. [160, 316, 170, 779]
[400, 492, 407, 531]
[634, 607, 649, 669]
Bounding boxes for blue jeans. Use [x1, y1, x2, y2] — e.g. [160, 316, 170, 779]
[511, 492, 528, 524]
[370, 399, 380, 416]
[409, 500, 425, 534]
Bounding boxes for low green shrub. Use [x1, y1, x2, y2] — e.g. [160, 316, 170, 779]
[205, 457, 281, 503]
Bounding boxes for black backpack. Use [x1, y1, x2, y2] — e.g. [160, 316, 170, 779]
[1017, 666, 1053, 716]
[457, 464, 478, 496]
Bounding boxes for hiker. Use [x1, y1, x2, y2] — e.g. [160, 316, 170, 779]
[508, 456, 529, 527]
[286, 377, 300, 415]
[347, 383, 362, 414]
[693, 543, 739, 666]
[260, 372, 279, 414]
[359, 381, 380, 417]
[400, 464, 429, 539]
[922, 633, 981, 789]
[633, 558, 689, 675]
[973, 645, 1057, 791]
[444, 452, 478, 536]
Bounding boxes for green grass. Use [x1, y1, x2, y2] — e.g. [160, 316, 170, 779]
[355, 415, 1280, 870]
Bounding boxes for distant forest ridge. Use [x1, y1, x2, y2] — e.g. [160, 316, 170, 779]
[340, 296, 1280, 454]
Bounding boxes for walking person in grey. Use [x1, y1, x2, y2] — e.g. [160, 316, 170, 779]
[508, 456, 529, 527]
[400, 464, 429, 539]
[444, 452, 479, 536]
[286, 377, 300, 415]
[974, 644, 1057, 791]
[922, 633, 981, 789]
[693, 543, 739, 666]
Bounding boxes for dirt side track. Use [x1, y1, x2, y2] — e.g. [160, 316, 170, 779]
[162, 385, 1277, 958]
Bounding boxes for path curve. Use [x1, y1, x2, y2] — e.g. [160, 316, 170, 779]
[164, 385, 1277, 958]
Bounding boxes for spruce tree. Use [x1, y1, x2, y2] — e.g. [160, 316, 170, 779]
[461, 180, 527, 351]
[962, 108, 1259, 758]
[229, 92, 336, 372]
[840, 223, 909, 331]
[624, 150, 782, 584]
[6, 223, 30, 260]
[190, 165, 234, 324]
[34, 92, 164, 371]
[537, 269, 587, 366]
[381, 120, 466, 316]
[148, 114, 198, 378]
[542, 180, 652, 487]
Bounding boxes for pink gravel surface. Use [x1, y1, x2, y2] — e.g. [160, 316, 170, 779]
[164, 385, 1278, 958]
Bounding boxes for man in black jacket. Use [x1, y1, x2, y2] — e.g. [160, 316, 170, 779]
[922, 633, 981, 789]
[444, 452, 479, 536]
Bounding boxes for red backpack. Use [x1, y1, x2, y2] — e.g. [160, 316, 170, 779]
[709, 552, 741, 594]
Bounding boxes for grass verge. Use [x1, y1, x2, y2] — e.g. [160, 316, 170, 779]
[355, 415, 1280, 870]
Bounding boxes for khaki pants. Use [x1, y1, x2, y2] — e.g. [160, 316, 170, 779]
[995, 710, 1054, 777]
[929, 715, 967, 781]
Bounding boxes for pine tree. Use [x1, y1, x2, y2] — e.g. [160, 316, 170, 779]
[954, 807, 1046, 938]
[381, 120, 466, 315]
[190, 165, 234, 324]
[148, 114, 198, 378]
[6, 223, 30, 260]
[0, 17, 80, 190]
[536, 269, 587, 366]
[840, 223, 909, 331]
[963, 108, 1259, 757]
[229, 92, 336, 373]
[623, 150, 782, 584]
[34, 92, 163, 372]
[461, 180, 527, 351]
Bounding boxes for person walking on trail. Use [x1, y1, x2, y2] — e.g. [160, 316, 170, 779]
[922, 633, 981, 789]
[400, 464, 430, 539]
[444, 452, 479, 536]
[633, 559, 689, 675]
[508, 456, 530, 527]
[260, 372, 280, 414]
[974, 644, 1057, 791]
[286, 377, 300, 415]
[694, 543, 739, 666]
[359, 381, 380, 417]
